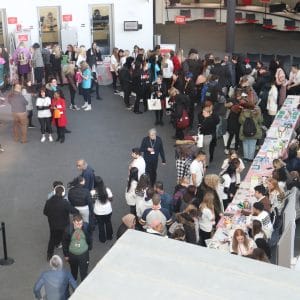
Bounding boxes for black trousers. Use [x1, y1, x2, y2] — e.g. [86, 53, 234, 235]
[82, 88, 91, 104]
[44, 64, 52, 83]
[155, 110, 163, 123]
[34, 67, 44, 86]
[47, 228, 64, 257]
[92, 72, 101, 98]
[226, 128, 240, 150]
[27, 110, 33, 126]
[68, 85, 76, 106]
[146, 160, 158, 186]
[95, 213, 113, 242]
[55, 120, 65, 141]
[123, 88, 131, 107]
[129, 205, 136, 216]
[69, 251, 89, 281]
[53, 69, 63, 85]
[199, 229, 211, 247]
[175, 127, 184, 140]
[111, 71, 118, 90]
[38, 117, 52, 134]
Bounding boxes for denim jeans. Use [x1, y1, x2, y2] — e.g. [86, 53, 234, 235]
[242, 139, 257, 160]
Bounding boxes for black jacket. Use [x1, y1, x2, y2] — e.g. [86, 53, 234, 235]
[68, 185, 93, 211]
[43, 195, 79, 230]
[86, 48, 102, 69]
[198, 112, 220, 135]
[140, 135, 166, 163]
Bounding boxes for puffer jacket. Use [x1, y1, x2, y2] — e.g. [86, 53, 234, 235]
[239, 107, 263, 141]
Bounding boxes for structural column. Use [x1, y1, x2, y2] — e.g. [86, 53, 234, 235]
[225, 0, 236, 54]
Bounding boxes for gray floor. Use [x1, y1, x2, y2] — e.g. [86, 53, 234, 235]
[0, 22, 300, 298]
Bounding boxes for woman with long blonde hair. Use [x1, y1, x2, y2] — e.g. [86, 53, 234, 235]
[199, 192, 215, 247]
[76, 45, 87, 67]
[266, 177, 285, 215]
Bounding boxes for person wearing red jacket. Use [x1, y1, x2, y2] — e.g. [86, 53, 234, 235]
[51, 91, 68, 143]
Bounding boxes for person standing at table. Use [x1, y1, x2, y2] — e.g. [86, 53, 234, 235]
[239, 103, 263, 162]
[140, 128, 166, 186]
[199, 192, 215, 247]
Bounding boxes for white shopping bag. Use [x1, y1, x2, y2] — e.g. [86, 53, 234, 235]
[197, 134, 204, 148]
[147, 98, 162, 110]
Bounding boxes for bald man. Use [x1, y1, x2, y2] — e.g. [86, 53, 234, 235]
[76, 159, 95, 191]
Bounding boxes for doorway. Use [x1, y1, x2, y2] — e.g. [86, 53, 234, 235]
[38, 6, 61, 46]
[0, 9, 7, 48]
[90, 4, 113, 55]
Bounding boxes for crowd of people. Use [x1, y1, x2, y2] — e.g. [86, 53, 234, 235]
[0, 42, 299, 299]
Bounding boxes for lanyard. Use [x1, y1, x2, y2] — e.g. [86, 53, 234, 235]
[150, 138, 156, 149]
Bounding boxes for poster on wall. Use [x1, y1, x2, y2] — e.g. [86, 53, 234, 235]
[38, 6, 60, 45]
[160, 44, 176, 55]
[39, 7, 59, 33]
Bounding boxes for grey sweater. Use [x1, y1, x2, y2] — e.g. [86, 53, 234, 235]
[32, 49, 44, 68]
[8, 92, 28, 113]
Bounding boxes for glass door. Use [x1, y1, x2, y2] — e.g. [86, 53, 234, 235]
[0, 9, 7, 47]
[38, 6, 61, 46]
[90, 4, 112, 55]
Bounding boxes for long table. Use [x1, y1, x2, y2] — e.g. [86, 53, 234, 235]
[208, 95, 300, 251]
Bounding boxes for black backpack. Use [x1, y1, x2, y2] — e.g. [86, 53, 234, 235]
[243, 116, 257, 137]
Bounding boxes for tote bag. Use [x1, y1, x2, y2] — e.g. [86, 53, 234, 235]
[147, 97, 162, 110]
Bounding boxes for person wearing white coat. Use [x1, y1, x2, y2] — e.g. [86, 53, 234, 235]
[266, 81, 278, 128]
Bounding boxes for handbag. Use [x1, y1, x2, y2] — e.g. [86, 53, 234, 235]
[53, 109, 61, 119]
[147, 97, 162, 110]
[176, 109, 190, 129]
[197, 133, 204, 148]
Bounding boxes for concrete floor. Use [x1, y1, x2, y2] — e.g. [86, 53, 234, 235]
[0, 22, 300, 298]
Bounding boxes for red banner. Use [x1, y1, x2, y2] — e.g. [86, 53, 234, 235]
[62, 15, 72, 22]
[7, 17, 18, 24]
[18, 35, 28, 42]
[175, 16, 186, 25]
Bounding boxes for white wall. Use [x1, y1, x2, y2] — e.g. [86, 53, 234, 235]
[1, 0, 154, 51]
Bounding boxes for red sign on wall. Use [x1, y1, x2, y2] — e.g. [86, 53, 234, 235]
[175, 16, 186, 25]
[62, 15, 72, 22]
[7, 17, 18, 24]
[18, 35, 28, 42]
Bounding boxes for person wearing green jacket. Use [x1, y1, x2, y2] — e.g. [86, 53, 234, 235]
[239, 104, 263, 161]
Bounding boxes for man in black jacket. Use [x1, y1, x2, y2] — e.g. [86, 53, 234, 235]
[44, 185, 79, 261]
[140, 128, 166, 186]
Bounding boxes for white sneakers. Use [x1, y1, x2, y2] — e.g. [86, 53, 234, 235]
[41, 134, 53, 142]
[84, 105, 92, 111]
[82, 102, 88, 109]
